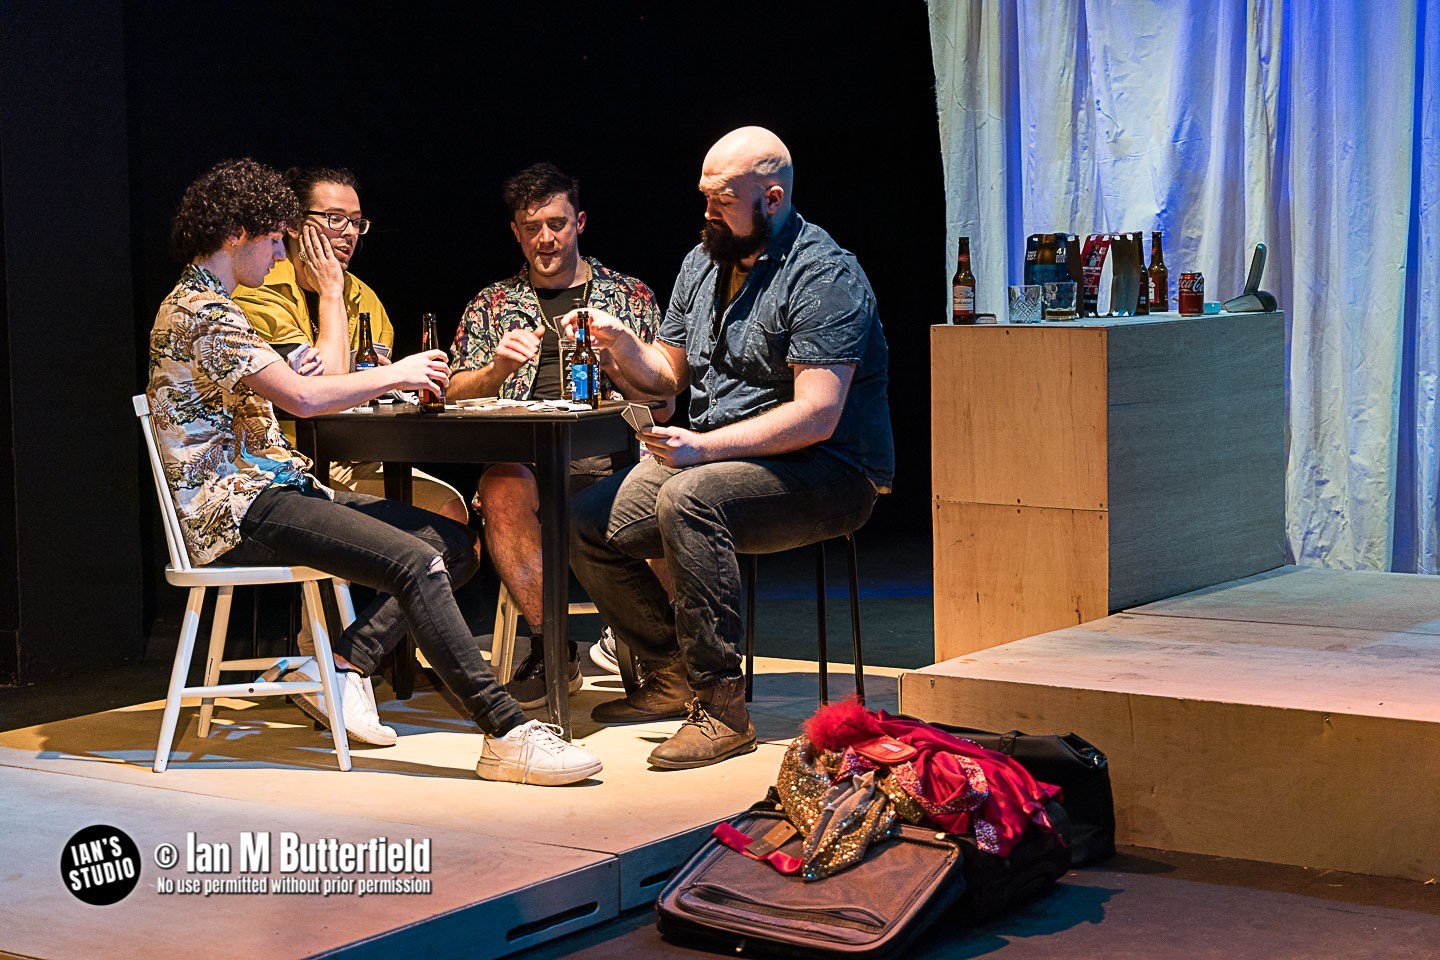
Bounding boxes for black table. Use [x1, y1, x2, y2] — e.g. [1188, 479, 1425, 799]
[296, 401, 635, 738]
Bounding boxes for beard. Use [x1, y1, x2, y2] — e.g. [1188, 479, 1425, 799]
[700, 199, 770, 266]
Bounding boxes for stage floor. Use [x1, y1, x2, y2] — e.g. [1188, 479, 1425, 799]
[0, 656, 898, 960]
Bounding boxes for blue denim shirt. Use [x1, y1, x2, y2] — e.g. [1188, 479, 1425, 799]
[658, 211, 895, 491]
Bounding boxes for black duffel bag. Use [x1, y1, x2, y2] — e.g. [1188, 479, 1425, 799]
[926, 722, 1116, 867]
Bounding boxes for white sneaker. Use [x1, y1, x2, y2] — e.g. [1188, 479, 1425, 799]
[283, 658, 398, 747]
[589, 627, 622, 676]
[475, 720, 603, 786]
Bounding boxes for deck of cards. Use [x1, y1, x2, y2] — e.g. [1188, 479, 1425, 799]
[621, 402, 655, 435]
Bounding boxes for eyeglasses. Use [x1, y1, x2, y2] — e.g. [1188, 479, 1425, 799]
[304, 211, 372, 235]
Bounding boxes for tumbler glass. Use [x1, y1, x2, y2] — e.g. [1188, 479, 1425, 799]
[1007, 285, 1043, 324]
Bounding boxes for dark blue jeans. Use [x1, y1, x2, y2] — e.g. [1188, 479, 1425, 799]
[219, 484, 526, 736]
[569, 450, 877, 688]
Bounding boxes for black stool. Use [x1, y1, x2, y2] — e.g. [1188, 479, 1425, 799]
[743, 533, 865, 705]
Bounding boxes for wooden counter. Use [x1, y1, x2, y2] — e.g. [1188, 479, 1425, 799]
[930, 312, 1285, 660]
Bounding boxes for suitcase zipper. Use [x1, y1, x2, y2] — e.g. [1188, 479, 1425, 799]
[686, 882, 886, 932]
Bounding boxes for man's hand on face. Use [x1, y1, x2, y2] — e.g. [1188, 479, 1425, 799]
[295, 224, 345, 296]
[639, 425, 708, 468]
[387, 350, 450, 395]
[288, 344, 326, 377]
[492, 328, 542, 378]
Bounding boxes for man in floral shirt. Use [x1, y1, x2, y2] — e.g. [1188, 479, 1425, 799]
[449, 162, 668, 710]
[146, 158, 601, 786]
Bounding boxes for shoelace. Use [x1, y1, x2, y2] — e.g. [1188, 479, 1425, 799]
[683, 698, 710, 725]
[515, 652, 546, 681]
[517, 721, 568, 785]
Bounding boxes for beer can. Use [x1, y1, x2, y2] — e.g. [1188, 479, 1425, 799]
[1178, 272, 1204, 315]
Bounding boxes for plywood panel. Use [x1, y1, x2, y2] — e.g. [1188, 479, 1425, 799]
[914, 612, 1440, 721]
[931, 325, 1108, 510]
[1131, 565, 1440, 635]
[1106, 313, 1285, 607]
[899, 673, 1440, 882]
[933, 500, 1108, 661]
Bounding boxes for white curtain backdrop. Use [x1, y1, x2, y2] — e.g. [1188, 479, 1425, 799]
[929, 0, 1440, 571]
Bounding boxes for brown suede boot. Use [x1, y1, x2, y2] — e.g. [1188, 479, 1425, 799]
[647, 676, 757, 769]
[591, 655, 694, 724]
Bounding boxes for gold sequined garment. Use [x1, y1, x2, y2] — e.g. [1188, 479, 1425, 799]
[775, 738, 900, 880]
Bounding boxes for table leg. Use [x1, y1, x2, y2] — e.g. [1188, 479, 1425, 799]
[537, 424, 572, 738]
[384, 462, 416, 701]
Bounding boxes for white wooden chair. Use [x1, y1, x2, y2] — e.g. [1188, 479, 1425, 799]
[134, 394, 353, 772]
[489, 584, 596, 683]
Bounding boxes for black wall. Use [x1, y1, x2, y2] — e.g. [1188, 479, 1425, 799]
[2, 1, 141, 684]
[3, 1, 944, 683]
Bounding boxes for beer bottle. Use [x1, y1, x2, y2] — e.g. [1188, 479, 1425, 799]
[355, 312, 380, 370]
[568, 310, 600, 409]
[951, 237, 976, 323]
[1134, 233, 1150, 315]
[1148, 231, 1170, 311]
[418, 312, 445, 413]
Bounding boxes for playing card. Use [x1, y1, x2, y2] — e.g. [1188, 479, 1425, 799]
[622, 402, 655, 434]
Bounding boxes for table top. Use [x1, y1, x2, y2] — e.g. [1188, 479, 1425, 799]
[301, 400, 635, 465]
[308, 399, 631, 422]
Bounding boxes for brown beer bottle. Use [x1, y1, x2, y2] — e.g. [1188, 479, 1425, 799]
[355, 311, 380, 370]
[419, 312, 445, 413]
[1148, 231, 1170, 311]
[951, 237, 976, 323]
[568, 310, 600, 409]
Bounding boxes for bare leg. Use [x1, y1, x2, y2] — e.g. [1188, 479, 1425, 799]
[477, 463, 546, 629]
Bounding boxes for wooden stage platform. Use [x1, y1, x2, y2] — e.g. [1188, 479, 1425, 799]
[0, 657, 897, 960]
[901, 565, 1440, 882]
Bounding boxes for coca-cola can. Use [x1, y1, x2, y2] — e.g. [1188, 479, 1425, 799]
[1178, 272, 1204, 315]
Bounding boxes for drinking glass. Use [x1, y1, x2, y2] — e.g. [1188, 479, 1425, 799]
[1042, 281, 1078, 320]
[1007, 285, 1043, 324]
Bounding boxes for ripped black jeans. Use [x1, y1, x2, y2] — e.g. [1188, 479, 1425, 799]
[218, 484, 525, 735]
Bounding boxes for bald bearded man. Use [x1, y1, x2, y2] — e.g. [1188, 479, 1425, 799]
[564, 127, 895, 769]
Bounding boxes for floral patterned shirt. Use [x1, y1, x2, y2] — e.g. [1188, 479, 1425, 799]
[450, 257, 662, 399]
[147, 265, 326, 565]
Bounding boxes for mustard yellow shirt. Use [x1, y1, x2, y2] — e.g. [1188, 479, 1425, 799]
[234, 256, 394, 355]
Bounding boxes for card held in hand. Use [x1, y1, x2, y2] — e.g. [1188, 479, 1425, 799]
[622, 402, 655, 434]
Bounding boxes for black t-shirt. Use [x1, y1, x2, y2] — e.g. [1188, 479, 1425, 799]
[532, 283, 587, 400]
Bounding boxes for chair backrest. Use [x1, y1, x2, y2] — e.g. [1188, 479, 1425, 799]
[133, 393, 195, 573]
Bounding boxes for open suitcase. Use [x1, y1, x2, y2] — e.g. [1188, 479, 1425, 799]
[656, 799, 966, 959]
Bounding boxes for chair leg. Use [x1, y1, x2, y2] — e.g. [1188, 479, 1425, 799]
[196, 585, 233, 738]
[154, 587, 205, 773]
[846, 534, 865, 705]
[744, 554, 758, 702]
[492, 582, 521, 684]
[331, 579, 357, 630]
[301, 581, 351, 771]
[816, 541, 829, 705]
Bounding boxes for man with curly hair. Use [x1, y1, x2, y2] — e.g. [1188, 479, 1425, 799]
[448, 161, 672, 712]
[146, 158, 602, 785]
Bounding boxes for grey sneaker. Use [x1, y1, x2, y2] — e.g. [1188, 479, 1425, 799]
[476, 719, 602, 785]
[503, 640, 582, 710]
[588, 626, 622, 675]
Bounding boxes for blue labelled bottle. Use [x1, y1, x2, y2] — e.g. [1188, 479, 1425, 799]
[567, 310, 601, 409]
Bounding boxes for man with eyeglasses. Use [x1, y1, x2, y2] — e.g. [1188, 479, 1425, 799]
[448, 161, 672, 713]
[236, 166, 470, 746]
[148, 158, 602, 786]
